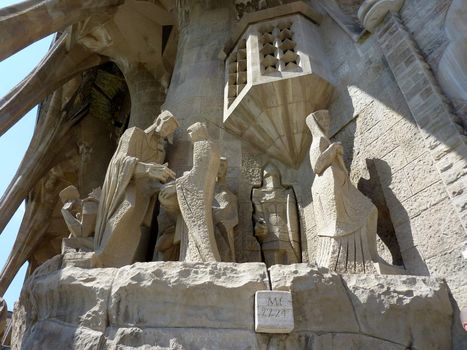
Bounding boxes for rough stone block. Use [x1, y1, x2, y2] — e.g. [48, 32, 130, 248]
[18, 321, 104, 350]
[108, 262, 269, 330]
[23, 264, 116, 332]
[106, 327, 262, 350]
[342, 274, 452, 350]
[269, 264, 360, 333]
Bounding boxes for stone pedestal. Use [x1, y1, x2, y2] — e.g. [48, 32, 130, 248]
[11, 257, 453, 349]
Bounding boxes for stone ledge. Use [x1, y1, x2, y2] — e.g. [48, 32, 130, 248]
[11, 260, 454, 349]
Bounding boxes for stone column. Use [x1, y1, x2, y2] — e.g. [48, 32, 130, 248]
[121, 63, 167, 129]
[163, 0, 232, 174]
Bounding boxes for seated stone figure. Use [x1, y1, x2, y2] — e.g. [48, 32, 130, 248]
[59, 185, 100, 238]
[92, 111, 179, 268]
[176, 122, 221, 262]
[306, 110, 399, 274]
[59, 185, 100, 252]
[252, 164, 301, 268]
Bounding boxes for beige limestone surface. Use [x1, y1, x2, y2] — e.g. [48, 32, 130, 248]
[11, 258, 455, 349]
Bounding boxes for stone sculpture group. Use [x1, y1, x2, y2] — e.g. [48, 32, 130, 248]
[58, 109, 400, 273]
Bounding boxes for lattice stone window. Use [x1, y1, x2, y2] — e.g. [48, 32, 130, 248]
[227, 39, 248, 106]
[259, 21, 300, 74]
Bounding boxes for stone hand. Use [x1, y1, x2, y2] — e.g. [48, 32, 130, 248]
[148, 163, 176, 183]
[159, 181, 177, 200]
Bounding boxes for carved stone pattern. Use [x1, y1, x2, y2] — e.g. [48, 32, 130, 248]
[259, 21, 299, 74]
[227, 39, 248, 106]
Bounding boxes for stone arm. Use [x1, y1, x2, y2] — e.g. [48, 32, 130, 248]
[313, 142, 343, 175]
[213, 192, 239, 231]
[252, 199, 268, 240]
[61, 207, 82, 237]
[134, 161, 176, 183]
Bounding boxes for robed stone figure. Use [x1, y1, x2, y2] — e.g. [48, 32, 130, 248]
[92, 111, 179, 267]
[176, 122, 221, 262]
[306, 110, 400, 274]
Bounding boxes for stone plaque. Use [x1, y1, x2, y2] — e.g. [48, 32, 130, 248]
[255, 290, 294, 333]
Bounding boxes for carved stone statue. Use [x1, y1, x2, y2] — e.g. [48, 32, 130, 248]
[306, 110, 398, 274]
[59, 185, 100, 252]
[155, 156, 237, 262]
[252, 164, 301, 267]
[213, 157, 238, 262]
[59, 185, 100, 238]
[92, 111, 179, 267]
[176, 122, 221, 262]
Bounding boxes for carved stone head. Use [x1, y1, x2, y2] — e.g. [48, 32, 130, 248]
[145, 110, 179, 141]
[262, 163, 282, 188]
[306, 110, 330, 138]
[187, 122, 209, 142]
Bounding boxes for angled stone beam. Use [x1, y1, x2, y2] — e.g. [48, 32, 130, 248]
[0, 196, 49, 297]
[0, 75, 89, 237]
[0, 161, 72, 297]
[0, 0, 123, 62]
[0, 33, 107, 136]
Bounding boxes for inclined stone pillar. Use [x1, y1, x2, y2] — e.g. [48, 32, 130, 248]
[163, 0, 232, 174]
[121, 63, 167, 129]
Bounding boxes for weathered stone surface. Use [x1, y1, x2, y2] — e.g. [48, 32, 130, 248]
[0, 297, 6, 342]
[270, 264, 453, 349]
[109, 262, 268, 330]
[19, 320, 104, 350]
[342, 274, 453, 350]
[106, 327, 263, 350]
[2, 1, 467, 349]
[23, 266, 117, 332]
[12, 261, 456, 349]
[269, 264, 360, 333]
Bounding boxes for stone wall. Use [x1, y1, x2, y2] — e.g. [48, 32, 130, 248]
[158, 0, 467, 313]
[284, 1, 467, 313]
[12, 254, 454, 349]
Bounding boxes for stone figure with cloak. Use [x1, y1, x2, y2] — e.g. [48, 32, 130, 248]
[306, 110, 399, 274]
[176, 122, 221, 262]
[155, 156, 238, 262]
[92, 111, 179, 267]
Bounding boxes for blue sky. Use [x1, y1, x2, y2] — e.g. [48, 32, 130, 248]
[0, 1, 53, 309]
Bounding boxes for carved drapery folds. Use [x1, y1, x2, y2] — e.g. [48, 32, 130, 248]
[92, 111, 178, 268]
[307, 110, 402, 275]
